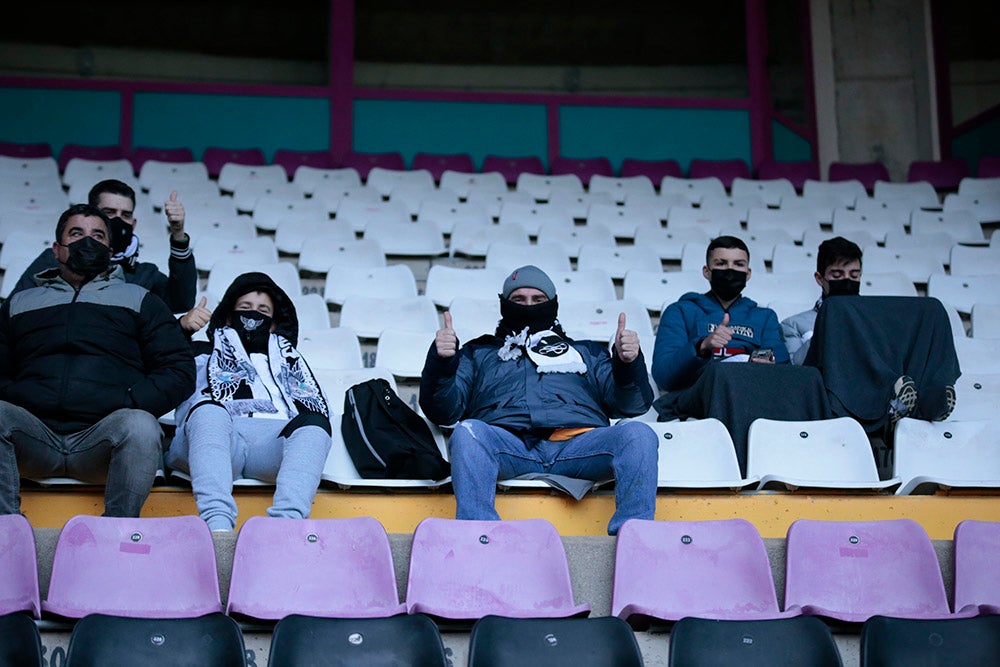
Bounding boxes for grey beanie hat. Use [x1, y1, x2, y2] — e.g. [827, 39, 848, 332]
[501, 265, 556, 300]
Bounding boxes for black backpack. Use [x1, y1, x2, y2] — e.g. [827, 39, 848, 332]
[341, 378, 450, 480]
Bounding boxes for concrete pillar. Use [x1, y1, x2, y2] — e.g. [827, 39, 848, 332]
[816, 0, 939, 180]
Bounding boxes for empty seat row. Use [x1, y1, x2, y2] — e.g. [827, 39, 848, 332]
[5, 513, 999, 625]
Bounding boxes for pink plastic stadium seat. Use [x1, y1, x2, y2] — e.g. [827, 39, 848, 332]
[0, 141, 52, 158]
[756, 159, 820, 191]
[978, 156, 1000, 178]
[908, 158, 971, 190]
[784, 519, 969, 623]
[272, 149, 337, 178]
[130, 147, 196, 173]
[227, 516, 405, 621]
[43, 515, 222, 619]
[412, 152, 475, 182]
[0, 514, 41, 618]
[202, 147, 267, 178]
[689, 158, 751, 190]
[612, 519, 797, 628]
[405, 518, 590, 622]
[58, 144, 125, 172]
[954, 520, 1000, 616]
[620, 158, 683, 183]
[550, 156, 615, 186]
[481, 155, 545, 185]
[341, 151, 405, 180]
[828, 161, 891, 191]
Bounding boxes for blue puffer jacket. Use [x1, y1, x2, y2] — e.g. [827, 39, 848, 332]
[651, 291, 789, 392]
[419, 335, 653, 430]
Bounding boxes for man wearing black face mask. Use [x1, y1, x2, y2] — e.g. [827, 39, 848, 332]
[420, 265, 658, 536]
[782, 237, 862, 365]
[790, 237, 958, 430]
[652, 235, 789, 392]
[0, 204, 195, 518]
[11, 179, 199, 331]
[650, 237, 817, 473]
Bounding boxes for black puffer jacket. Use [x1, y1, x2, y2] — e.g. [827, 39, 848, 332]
[0, 266, 195, 433]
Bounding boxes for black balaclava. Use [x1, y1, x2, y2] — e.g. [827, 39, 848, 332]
[231, 310, 273, 353]
[208, 272, 299, 347]
[498, 296, 560, 336]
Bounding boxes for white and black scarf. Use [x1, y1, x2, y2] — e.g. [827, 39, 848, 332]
[497, 327, 587, 374]
[207, 328, 329, 418]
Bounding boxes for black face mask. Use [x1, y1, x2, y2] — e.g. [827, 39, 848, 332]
[61, 236, 111, 280]
[108, 216, 134, 255]
[826, 278, 861, 297]
[498, 296, 558, 335]
[231, 310, 273, 353]
[710, 269, 747, 302]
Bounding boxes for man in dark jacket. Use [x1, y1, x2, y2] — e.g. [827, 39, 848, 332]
[420, 265, 658, 535]
[12, 179, 200, 327]
[0, 204, 196, 517]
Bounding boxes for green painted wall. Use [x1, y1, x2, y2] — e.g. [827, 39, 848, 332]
[0, 88, 120, 157]
[559, 105, 752, 174]
[133, 93, 331, 161]
[772, 120, 813, 162]
[353, 99, 548, 169]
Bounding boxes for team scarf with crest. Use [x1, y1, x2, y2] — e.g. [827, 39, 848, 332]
[206, 327, 329, 418]
[497, 327, 587, 374]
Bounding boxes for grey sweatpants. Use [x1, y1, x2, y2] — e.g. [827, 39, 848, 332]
[166, 404, 331, 530]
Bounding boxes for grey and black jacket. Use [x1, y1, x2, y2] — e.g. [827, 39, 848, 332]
[0, 266, 195, 434]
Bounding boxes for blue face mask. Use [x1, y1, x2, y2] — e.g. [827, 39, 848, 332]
[232, 310, 272, 353]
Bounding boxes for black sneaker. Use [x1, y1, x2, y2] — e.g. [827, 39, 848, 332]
[889, 375, 918, 425]
[933, 385, 956, 421]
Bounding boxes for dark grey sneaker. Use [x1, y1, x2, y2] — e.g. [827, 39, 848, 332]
[889, 375, 918, 424]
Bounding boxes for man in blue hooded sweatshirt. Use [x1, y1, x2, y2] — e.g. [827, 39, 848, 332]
[650, 236, 826, 473]
[652, 235, 789, 392]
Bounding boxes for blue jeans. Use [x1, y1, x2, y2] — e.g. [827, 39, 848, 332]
[0, 401, 162, 517]
[449, 419, 658, 535]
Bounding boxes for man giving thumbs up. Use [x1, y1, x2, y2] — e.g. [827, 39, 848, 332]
[420, 265, 658, 536]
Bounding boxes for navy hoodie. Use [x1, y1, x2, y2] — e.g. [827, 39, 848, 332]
[652, 291, 789, 391]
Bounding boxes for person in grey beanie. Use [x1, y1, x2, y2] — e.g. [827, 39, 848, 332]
[420, 265, 658, 535]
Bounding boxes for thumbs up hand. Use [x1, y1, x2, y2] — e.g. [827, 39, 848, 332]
[164, 190, 186, 240]
[614, 312, 640, 364]
[435, 311, 459, 358]
[699, 312, 734, 357]
[179, 296, 213, 334]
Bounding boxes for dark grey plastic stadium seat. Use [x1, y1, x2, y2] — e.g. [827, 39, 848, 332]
[64, 613, 246, 667]
[860, 615, 1000, 667]
[668, 616, 843, 667]
[267, 614, 447, 667]
[0, 612, 42, 667]
[468, 615, 643, 667]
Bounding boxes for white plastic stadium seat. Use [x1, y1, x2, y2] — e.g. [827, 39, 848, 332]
[893, 418, 1000, 495]
[647, 420, 758, 490]
[339, 296, 439, 339]
[324, 264, 418, 306]
[747, 417, 899, 491]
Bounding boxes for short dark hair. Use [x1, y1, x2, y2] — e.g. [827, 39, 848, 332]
[55, 204, 111, 241]
[706, 235, 750, 264]
[87, 179, 136, 208]
[817, 236, 863, 274]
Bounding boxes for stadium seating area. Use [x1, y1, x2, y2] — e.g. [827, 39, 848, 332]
[5, 513, 1000, 665]
[2, 144, 999, 664]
